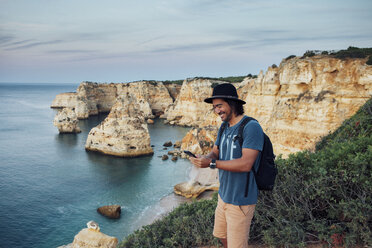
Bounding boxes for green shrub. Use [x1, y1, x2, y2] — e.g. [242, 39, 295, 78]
[333, 46, 372, 60]
[250, 98, 372, 247]
[162, 80, 184, 85]
[302, 50, 316, 58]
[285, 55, 296, 60]
[367, 56, 372, 65]
[120, 194, 220, 248]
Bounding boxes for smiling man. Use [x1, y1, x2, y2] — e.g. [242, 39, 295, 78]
[189, 83, 264, 248]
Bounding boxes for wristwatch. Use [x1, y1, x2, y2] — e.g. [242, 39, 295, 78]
[209, 159, 216, 169]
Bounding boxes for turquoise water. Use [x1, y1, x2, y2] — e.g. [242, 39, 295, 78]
[0, 83, 191, 248]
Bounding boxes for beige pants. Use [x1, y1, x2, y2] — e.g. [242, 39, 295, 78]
[213, 195, 256, 248]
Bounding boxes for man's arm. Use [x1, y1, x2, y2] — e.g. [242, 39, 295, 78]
[204, 145, 219, 160]
[190, 147, 259, 172]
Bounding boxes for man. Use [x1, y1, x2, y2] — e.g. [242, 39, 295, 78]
[189, 83, 264, 248]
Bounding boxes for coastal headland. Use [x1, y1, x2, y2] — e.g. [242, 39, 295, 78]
[52, 54, 372, 157]
[51, 51, 372, 247]
[51, 53, 372, 199]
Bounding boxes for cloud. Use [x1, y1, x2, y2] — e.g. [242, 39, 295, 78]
[4, 39, 65, 51]
[0, 35, 15, 44]
[47, 49, 101, 54]
[149, 39, 247, 53]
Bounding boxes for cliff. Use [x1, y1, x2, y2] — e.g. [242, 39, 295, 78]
[180, 56, 372, 157]
[164, 78, 227, 126]
[116, 81, 173, 118]
[51, 81, 176, 119]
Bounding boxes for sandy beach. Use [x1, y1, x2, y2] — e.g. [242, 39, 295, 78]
[135, 190, 216, 229]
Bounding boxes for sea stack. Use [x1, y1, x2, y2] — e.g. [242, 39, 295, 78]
[85, 93, 154, 157]
[53, 108, 81, 133]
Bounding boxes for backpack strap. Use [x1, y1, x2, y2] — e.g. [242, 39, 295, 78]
[216, 122, 228, 150]
[233, 116, 255, 147]
[236, 116, 258, 197]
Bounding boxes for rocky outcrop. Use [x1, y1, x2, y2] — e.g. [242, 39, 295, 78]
[59, 221, 118, 248]
[117, 81, 174, 118]
[51, 92, 79, 109]
[174, 166, 219, 198]
[76, 82, 117, 116]
[85, 93, 153, 157]
[53, 108, 81, 133]
[97, 205, 121, 219]
[163, 83, 182, 101]
[165, 78, 228, 126]
[173, 126, 220, 198]
[51, 81, 175, 119]
[180, 125, 218, 155]
[51, 82, 116, 119]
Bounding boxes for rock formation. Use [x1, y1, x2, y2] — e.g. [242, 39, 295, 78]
[176, 56, 372, 157]
[239, 56, 372, 155]
[163, 83, 182, 101]
[53, 108, 81, 133]
[174, 166, 219, 198]
[174, 56, 372, 197]
[97, 205, 121, 219]
[51, 81, 177, 119]
[117, 81, 174, 118]
[85, 93, 153, 157]
[50, 55, 372, 197]
[165, 78, 228, 126]
[58, 221, 118, 248]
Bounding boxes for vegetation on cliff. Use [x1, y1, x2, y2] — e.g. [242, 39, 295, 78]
[163, 75, 255, 86]
[300, 46, 372, 65]
[120, 98, 371, 248]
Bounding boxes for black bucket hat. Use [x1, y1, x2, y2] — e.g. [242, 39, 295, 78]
[204, 83, 246, 104]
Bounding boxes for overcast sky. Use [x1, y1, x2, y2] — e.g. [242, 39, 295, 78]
[1, 0, 371, 84]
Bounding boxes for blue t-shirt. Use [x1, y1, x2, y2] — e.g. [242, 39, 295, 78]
[215, 116, 264, 205]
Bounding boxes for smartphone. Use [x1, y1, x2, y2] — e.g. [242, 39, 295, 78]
[183, 150, 197, 158]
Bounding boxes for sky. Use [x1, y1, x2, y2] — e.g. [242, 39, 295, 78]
[0, 0, 371, 84]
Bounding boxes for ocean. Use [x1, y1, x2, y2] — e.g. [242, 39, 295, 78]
[0, 83, 192, 248]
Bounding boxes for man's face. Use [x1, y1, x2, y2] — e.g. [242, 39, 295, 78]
[212, 98, 233, 122]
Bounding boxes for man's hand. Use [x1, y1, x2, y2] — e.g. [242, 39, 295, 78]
[189, 155, 211, 168]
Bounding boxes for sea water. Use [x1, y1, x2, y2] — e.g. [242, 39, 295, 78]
[0, 83, 192, 248]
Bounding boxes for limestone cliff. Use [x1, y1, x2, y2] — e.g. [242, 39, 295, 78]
[117, 81, 173, 118]
[175, 56, 371, 197]
[163, 83, 182, 101]
[51, 81, 176, 119]
[76, 82, 117, 116]
[85, 93, 153, 157]
[180, 56, 372, 157]
[165, 78, 228, 126]
[51, 82, 117, 119]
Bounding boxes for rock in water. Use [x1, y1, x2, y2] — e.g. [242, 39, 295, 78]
[85, 93, 154, 157]
[97, 205, 121, 219]
[53, 108, 81, 133]
[163, 141, 172, 147]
